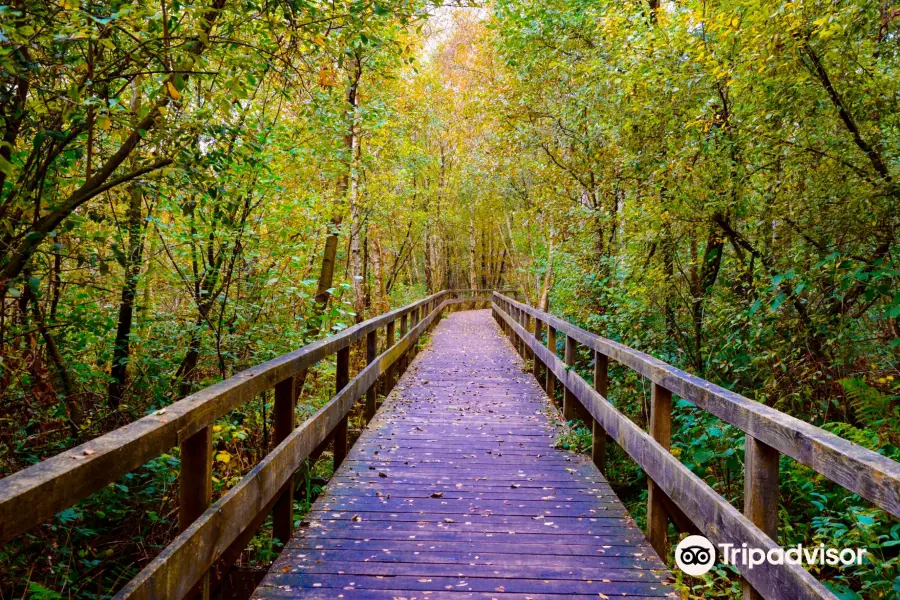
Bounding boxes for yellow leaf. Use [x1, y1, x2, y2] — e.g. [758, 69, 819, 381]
[216, 452, 231, 464]
[166, 81, 181, 100]
[97, 115, 111, 130]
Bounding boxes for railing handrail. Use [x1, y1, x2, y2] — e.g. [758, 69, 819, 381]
[0, 290, 453, 543]
[492, 293, 900, 600]
[493, 293, 900, 519]
[116, 292, 473, 599]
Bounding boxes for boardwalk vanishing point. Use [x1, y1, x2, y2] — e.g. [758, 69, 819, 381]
[253, 310, 674, 599]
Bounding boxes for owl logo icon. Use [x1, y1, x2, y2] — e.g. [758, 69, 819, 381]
[675, 535, 716, 576]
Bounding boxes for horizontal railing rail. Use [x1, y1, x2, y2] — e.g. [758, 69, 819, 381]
[493, 293, 900, 600]
[0, 288, 511, 598]
[0, 291, 443, 543]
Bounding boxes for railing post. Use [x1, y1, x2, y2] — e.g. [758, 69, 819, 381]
[647, 382, 672, 559]
[180, 425, 212, 599]
[524, 312, 534, 363]
[272, 377, 295, 546]
[533, 317, 543, 380]
[515, 307, 524, 355]
[743, 436, 779, 600]
[365, 329, 378, 423]
[399, 313, 409, 375]
[180, 429, 212, 533]
[334, 346, 350, 470]
[592, 351, 609, 474]
[563, 335, 578, 422]
[385, 319, 396, 393]
[546, 326, 556, 399]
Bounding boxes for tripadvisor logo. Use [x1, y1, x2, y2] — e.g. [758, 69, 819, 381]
[674, 535, 867, 576]
[675, 535, 716, 576]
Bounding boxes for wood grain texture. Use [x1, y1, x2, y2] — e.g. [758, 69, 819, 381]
[647, 383, 672, 559]
[592, 350, 608, 474]
[113, 297, 449, 600]
[273, 377, 296, 546]
[494, 293, 900, 520]
[493, 299, 837, 600]
[0, 291, 453, 544]
[253, 310, 672, 600]
[743, 435, 780, 600]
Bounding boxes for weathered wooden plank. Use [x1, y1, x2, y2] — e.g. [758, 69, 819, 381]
[743, 435, 780, 600]
[254, 309, 672, 600]
[546, 325, 557, 399]
[179, 424, 212, 599]
[494, 293, 900, 521]
[494, 302, 836, 600]
[113, 297, 448, 600]
[364, 329, 378, 423]
[533, 317, 544, 380]
[383, 319, 396, 395]
[259, 573, 671, 596]
[592, 350, 608, 474]
[647, 382, 672, 559]
[272, 377, 295, 546]
[0, 291, 452, 544]
[333, 346, 351, 469]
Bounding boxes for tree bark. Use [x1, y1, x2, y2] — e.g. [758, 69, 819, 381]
[310, 55, 362, 331]
[539, 236, 553, 312]
[107, 183, 148, 407]
[469, 219, 477, 290]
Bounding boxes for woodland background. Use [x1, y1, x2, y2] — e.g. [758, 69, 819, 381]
[1, 0, 899, 597]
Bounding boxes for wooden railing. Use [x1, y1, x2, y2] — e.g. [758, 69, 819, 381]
[0, 289, 509, 599]
[492, 293, 900, 600]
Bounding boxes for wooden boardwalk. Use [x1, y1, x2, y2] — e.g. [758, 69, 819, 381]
[253, 309, 674, 600]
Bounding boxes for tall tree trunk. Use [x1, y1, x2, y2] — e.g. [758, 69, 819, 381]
[311, 57, 362, 333]
[423, 226, 434, 294]
[480, 228, 488, 290]
[107, 183, 147, 407]
[539, 236, 553, 312]
[348, 137, 365, 322]
[22, 282, 84, 433]
[495, 249, 507, 289]
[372, 227, 387, 313]
[108, 80, 150, 408]
[469, 219, 477, 290]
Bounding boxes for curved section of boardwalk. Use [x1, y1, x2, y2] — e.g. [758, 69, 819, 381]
[253, 309, 673, 600]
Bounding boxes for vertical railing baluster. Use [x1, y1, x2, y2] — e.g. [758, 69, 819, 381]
[742, 436, 779, 600]
[647, 382, 672, 558]
[592, 351, 609, 474]
[546, 325, 556, 399]
[399, 313, 409, 375]
[180, 424, 212, 598]
[533, 317, 543, 381]
[365, 329, 378, 423]
[385, 319, 396, 393]
[524, 312, 534, 363]
[334, 346, 350, 469]
[272, 377, 295, 545]
[516, 308, 528, 359]
[563, 335, 578, 422]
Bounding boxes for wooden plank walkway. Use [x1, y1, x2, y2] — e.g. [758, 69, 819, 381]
[253, 309, 674, 600]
